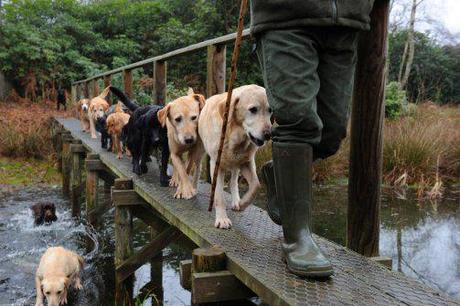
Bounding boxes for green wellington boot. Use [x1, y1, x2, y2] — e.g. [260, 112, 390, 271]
[261, 161, 281, 225]
[272, 142, 333, 278]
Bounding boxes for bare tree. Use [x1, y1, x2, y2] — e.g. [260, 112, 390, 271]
[398, 0, 426, 90]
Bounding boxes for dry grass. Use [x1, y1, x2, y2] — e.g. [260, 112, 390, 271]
[255, 103, 460, 197]
[0, 98, 72, 159]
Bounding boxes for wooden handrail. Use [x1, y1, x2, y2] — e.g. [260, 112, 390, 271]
[72, 29, 250, 85]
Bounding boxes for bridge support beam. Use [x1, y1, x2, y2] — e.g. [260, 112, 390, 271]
[85, 153, 100, 225]
[104, 75, 112, 101]
[347, 0, 390, 256]
[61, 133, 74, 197]
[113, 178, 134, 306]
[123, 69, 133, 99]
[70, 141, 85, 217]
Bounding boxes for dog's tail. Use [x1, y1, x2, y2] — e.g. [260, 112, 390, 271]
[110, 86, 139, 111]
[98, 86, 111, 100]
[114, 101, 124, 113]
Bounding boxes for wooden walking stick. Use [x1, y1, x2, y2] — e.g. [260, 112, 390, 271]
[208, 0, 248, 212]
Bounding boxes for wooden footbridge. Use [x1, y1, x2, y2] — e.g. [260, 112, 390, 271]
[54, 1, 459, 305]
[51, 118, 459, 306]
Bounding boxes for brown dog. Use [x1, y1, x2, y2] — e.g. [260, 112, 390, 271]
[107, 102, 131, 159]
[76, 98, 90, 132]
[199, 85, 272, 229]
[30, 202, 57, 226]
[88, 86, 110, 139]
[35, 246, 84, 306]
[157, 88, 205, 199]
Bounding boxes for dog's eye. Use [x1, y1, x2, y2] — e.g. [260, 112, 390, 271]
[249, 107, 258, 114]
[57, 290, 62, 295]
[45, 291, 50, 295]
[175, 117, 182, 123]
[268, 107, 273, 113]
[191, 115, 197, 121]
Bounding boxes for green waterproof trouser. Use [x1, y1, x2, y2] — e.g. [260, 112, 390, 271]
[256, 27, 359, 159]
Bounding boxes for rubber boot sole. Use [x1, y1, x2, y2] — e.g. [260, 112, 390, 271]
[282, 254, 333, 278]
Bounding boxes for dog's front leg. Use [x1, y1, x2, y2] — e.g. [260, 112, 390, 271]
[230, 169, 241, 211]
[210, 160, 231, 229]
[171, 153, 196, 199]
[89, 118, 97, 139]
[35, 276, 44, 306]
[140, 138, 150, 174]
[186, 145, 204, 191]
[159, 141, 171, 187]
[237, 159, 260, 211]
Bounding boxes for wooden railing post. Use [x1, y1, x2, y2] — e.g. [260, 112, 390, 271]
[84, 82, 90, 98]
[123, 69, 133, 99]
[154, 61, 167, 105]
[70, 140, 85, 217]
[204, 44, 226, 182]
[114, 178, 134, 306]
[92, 79, 99, 96]
[85, 153, 100, 225]
[71, 85, 77, 106]
[104, 75, 112, 101]
[347, 0, 390, 257]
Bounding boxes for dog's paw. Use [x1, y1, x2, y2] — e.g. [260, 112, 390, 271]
[74, 278, 83, 290]
[35, 302, 44, 306]
[234, 200, 251, 211]
[215, 217, 232, 229]
[174, 186, 196, 200]
[169, 176, 179, 187]
[231, 198, 242, 211]
[117, 154, 122, 160]
[91, 135, 97, 139]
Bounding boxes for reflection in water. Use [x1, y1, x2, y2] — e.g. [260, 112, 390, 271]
[311, 185, 460, 300]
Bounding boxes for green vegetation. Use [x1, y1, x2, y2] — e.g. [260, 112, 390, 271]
[385, 81, 407, 119]
[0, 157, 60, 185]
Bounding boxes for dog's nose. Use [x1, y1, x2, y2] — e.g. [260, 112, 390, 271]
[263, 130, 271, 141]
[184, 137, 195, 144]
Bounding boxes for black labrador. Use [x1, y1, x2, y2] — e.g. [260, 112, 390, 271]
[110, 86, 170, 186]
[57, 89, 66, 110]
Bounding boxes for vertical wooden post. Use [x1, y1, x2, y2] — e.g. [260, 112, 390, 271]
[71, 85, 77, 106]
[85, 153, 100, 225]
[61, 133, 73, 197]
[347, 0, 390, 257]
[76, 84, 81, 100]
[92, 79, 99, 96]
[150, 227, 164, 306]
[55, 129, 63, 173]
[204, 44, 227, 182]
[191, 246, 226, 305]
[70, 140, 84, 217]
[153, 61, 167, 105]
[123, 69, 133, 99]
[114, 178, 134, 306]
[84, 82, 90, 98]
[104, 75, 112, 102]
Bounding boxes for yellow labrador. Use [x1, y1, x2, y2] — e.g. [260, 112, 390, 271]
[199, 85, 272, 229]
[76, 98, 90, 132]
[157, 88, 205, 199]
[35, 246, 84, 306]
[88, 86, 110, 139]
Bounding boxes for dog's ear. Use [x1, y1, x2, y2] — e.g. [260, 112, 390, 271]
[192, 94, 206, 110]
[218, 97, 239, 119]
[187, 87, 195, 95]
[157, 104, 170, 127]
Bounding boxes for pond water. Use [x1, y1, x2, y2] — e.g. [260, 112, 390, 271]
[0, 184, 458, 305]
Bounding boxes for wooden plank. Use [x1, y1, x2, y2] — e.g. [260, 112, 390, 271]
[192, 271, 255, 304]
[111, 189, 145, 206]
[61, 136, 72, 196]
[84, 82, 89, 97]
[153, 61, 167, 105]
[347, 0, 390, 256]
[123, 69, 133, 99]
[85, 159, 108, 171]
[116, 226, 181, 283]
[70, 144, 85, 153]
[71, 85, 77, 106]
[180, 260, 192, 290]
[72, 29, 250, 85]
[370, 256, 393, 270]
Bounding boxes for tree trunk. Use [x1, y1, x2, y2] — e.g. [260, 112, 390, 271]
[399, 0, 419, 90]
